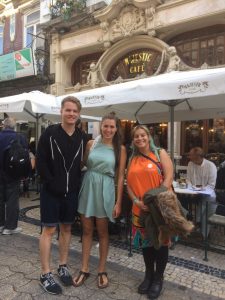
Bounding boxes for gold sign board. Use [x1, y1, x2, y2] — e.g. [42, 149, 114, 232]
[108, 49, 161, 81]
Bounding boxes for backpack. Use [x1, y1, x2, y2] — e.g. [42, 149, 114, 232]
[3, 135, 31, 180]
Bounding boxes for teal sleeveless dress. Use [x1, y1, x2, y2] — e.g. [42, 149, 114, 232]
[78, 141, 116, 222]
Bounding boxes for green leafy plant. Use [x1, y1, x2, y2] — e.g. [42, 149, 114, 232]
[51, 0, 86, 21]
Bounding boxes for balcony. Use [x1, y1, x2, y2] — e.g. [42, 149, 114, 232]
[50, 0, 86, 21]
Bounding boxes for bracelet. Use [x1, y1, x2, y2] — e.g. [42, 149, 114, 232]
[132, 197, 139, 205]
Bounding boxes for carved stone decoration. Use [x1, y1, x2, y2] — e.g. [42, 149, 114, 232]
[112, 0, 133, 6]
[73, 82, 82, 91]
[145, 6, 156, 36]
[113, 76, 124, 84]
[99, 21, 111, 48]
[86, 62, 101, 88]
[154, 46, 194, 74]
[110, 5, 145, 38]
[200, 62, 209, 69]
[96, 1, 164, 48]
[166, 46, 181, 72]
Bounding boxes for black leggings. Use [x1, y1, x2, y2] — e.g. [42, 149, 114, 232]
[142, 246, 168, 279]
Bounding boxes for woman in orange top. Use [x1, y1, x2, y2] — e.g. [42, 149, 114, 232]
[127, 125, 173, 300]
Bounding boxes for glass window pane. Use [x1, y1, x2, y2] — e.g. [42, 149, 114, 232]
[208, 46, 214, 65]
[200, 48, 207, 65]
[183, 42, 191, 50]
[192, 51, 198, 60]
[177, 44, 183, 52]
[217, 36, 224, 45]
[208, 39, 214, 47]
[0, 26, 3, 34]
[26, 26, 34, 47]
[201, 40, 207, 48]
[183, 52, 191, 64]
[27, 11, 40, 24]
[209, 119, 225, 153]
[192, 40, 198, 50]
[216, 46, 224, 65]
[184, 121, 203, 153]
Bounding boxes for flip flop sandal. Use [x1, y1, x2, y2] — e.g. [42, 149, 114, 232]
[73, 271, 90, 287]
[97, 272, 109, 289]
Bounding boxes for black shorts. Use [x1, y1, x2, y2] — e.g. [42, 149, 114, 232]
[40, 187, 78, 226]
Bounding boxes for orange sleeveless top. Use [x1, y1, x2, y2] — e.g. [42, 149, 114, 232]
[127, 152, 163, 217]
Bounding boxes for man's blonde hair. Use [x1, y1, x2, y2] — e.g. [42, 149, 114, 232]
[61, 96, 82, 112]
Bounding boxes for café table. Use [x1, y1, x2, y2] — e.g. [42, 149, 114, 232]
[174, 184, 213, 261]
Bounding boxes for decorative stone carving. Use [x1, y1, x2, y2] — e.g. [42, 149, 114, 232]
[73, 82, 82, 91]
[113, 76, 124, 84]
[152, 46, 194, 74]
[200, 62, 209, 69]
[87, 62, 101, 88]
[145, 6, 157, 36]
[166, 46, 181, 72]
[100, 21, 111, 48]
[110, 5, 145, 39]
[97, 1, 165, 47]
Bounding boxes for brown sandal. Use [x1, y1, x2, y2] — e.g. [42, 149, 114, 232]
[73, 271, 90, 287]
[97, 272, 109, 289]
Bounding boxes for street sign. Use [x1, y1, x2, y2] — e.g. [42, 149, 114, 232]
[0, 48, 35, 82]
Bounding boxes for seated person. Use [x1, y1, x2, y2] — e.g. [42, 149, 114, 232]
[186, 147, 217, 237]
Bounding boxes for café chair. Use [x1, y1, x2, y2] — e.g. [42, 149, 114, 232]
[204, 203, 225, 261]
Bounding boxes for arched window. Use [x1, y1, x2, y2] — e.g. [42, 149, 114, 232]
[107, 48, 164, 81]
[169, 25, 225, 67]
[71, 52, 103, 85]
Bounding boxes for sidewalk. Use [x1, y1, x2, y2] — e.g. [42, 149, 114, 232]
[0, 233, 221, 300]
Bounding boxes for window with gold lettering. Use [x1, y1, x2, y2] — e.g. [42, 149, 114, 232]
[107, 48, 164, 81]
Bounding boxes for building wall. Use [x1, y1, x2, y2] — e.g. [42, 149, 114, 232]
[0, 0, 50, 97]
[42, 0, 225, 157]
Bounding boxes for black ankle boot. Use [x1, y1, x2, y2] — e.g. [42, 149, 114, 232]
[148, 277, 163, 299]
[138, 271, 154, 294]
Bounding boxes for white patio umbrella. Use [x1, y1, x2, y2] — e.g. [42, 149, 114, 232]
[0, 91, 60, 142]
[56, 67, 225, 161]
[0, 91, 101, 142]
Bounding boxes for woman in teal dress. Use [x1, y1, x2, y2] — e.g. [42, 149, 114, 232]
[73, 112, 126, 289]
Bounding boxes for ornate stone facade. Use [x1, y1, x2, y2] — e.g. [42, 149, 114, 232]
[96, 0, 164, 48]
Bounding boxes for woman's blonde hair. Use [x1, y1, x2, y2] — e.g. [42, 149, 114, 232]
[131, 125, 160, 161]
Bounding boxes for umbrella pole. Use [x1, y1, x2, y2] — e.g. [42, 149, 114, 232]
[169, 105, 174, 163]
[35, 114, 40, 149]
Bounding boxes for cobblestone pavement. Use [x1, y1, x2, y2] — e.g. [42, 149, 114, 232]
[2, 191, 223, 299]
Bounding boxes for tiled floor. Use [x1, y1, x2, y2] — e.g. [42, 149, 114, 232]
[18, 192, 225, 299]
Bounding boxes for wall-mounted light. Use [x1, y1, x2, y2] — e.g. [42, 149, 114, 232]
[57, 26, 70, 34]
